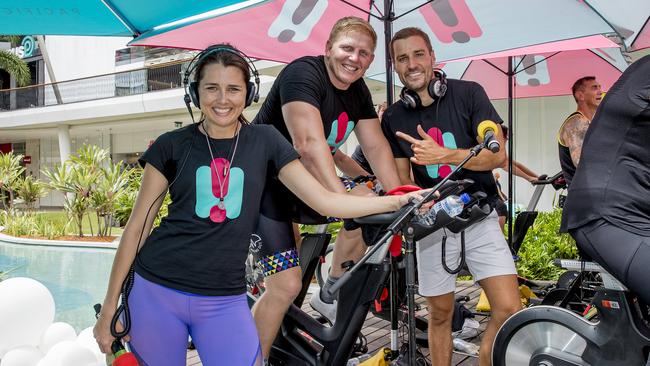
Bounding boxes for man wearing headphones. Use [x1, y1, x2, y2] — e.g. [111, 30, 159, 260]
[251, 16, 401, 358]
[380, 27, 520, 366]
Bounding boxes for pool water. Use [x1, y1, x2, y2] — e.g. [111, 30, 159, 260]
[0, 240, 115, 332]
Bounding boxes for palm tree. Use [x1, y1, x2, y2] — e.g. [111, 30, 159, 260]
[0, 35, 30, 88]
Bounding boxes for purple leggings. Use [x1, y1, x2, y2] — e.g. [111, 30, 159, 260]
[127, 273, 262, 366]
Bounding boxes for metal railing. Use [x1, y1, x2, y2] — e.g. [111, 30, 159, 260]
[0, 61, 187, 112]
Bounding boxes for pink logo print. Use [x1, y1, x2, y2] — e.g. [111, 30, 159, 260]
[420, 0, 482, 44]
[209, 158, 230, 222]
[326, 112, 355, 152]
[425, 127, 457, 179]
[195, 158, 244, 223]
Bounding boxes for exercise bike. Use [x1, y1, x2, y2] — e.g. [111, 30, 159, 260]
[267, 141, 496, 366]
[492, 259, 650, 365]
[263, 180, 488, 366]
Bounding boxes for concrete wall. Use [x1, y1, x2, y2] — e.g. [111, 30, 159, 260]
[43, 36, 132, 82]
[491, 95, 575, 212]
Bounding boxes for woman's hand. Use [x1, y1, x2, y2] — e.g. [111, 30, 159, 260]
[396, 189, 438, 211]
[93, 310, 129, 354]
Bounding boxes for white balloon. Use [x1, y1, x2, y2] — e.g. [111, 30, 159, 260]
[0, 346, 43, 366]
[41, 341, 97, 366]
[76, 327, 104, 364]
[0, 278, 55, 358]
[38, 322, 76, 354]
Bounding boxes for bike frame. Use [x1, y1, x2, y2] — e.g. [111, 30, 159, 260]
[493, 262, 650, 365]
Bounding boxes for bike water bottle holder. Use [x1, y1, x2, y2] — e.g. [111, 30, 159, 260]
[411, 200, 491, 241]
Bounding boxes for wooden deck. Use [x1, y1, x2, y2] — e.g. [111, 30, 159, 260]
[187, 281, 487, 366]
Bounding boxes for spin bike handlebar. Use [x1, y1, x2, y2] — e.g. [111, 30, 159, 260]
[531, 171, 566, 190]
[329, 143, 491, 296]
[354, 182, 490, 241]
[353, 178, 474, 225]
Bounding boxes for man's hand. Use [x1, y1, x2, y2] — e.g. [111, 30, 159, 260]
[396, 125, 450, 165]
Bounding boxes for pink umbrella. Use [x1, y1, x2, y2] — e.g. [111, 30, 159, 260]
[632, 20, 650, 50]
[439, 43, 629, 99]
[130, 0, 620, 66]
[585, 0, 649, 51]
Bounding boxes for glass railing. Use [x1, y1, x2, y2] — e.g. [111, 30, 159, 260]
[0, 61, 186, 112]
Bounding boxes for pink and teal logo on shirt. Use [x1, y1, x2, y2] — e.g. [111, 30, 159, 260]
[326, 112, 355, 152]
[425, 127, 457, 179]
[195, 158, 244, 223]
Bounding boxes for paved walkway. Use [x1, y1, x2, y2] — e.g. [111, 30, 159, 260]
[186, 281, 487, 365]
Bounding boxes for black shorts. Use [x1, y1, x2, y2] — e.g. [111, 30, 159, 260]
[251, 177, 324, 276]
[570, 219, 650, 305]
[251, 176, 368, 276]
[495, 198, 508, 218]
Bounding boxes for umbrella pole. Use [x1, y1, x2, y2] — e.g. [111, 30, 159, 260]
[382, 1, 401, 361]
[384, 1, 394, 104]
[507, 57, 514, 252]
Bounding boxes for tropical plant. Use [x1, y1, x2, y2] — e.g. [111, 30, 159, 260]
[42, 144, 150, 237]
[300, 221, 344, 243]
[0, 266, 21, 282]
[0, 35, 30, 87]
[33, 214, 70, 239]
[515, 209, 579, 280]
[90, 161, 130, 236]
[0, 209, 34, 237]
[15, 175, 49, 211]
[0, 151, 25, 209]
[114, 165, 170, 228]
[42, 161, 87, 236]
[42, 146, 106, 237]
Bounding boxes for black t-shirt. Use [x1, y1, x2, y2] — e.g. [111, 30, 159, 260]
[557, 111, 584, 187]
[253, 55, 377, 153]
[381, 79, 502, 200]
[561, 55, 650, 236]
[135, 123, 299, 295]
[351, 145, 373, 175]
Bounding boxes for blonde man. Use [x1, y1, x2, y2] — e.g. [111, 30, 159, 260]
[251, 16, 401, 358]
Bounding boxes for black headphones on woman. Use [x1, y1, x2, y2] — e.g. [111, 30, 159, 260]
[399, 68, 448, 109]
[182, 44, 260, 114]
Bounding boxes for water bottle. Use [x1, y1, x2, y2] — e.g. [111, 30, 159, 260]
[346, 353, 372, 365]
[453, 337, 480, 355]
[418, 193, 471, 226]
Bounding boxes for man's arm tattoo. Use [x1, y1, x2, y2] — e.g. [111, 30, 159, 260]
[563, 116, 590, 166]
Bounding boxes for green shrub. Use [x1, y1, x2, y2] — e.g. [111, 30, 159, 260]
[514, 208, 579, 280]
[300, 221, 343, 243]
[0, 209, 34, 237]
[15, 175, 49, 211]
[114, 166, 170, 228]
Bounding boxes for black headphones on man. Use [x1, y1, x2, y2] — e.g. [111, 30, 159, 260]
[183, 44, 260, 116]
[399, 68, 448, 109]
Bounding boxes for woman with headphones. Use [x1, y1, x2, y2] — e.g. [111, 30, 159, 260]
[92, 44, 427, 366]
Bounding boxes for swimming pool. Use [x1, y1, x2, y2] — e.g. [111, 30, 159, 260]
[0, 240, 115, 332]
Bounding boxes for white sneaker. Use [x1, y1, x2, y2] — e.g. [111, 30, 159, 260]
[309, 291, 337, 323]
